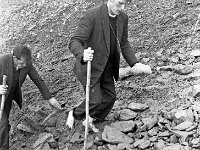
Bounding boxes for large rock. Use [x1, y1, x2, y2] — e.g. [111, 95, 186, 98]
[162, 144, 186, 150]
[102, 126, 134, 144]
[33, 133, 53, 149]
[110, 120, 136, 133]
[173, 64, 193, 75]
[172, 120, 193, 131]
[119, 109, 137, 121]
[128, 102, 149, 111]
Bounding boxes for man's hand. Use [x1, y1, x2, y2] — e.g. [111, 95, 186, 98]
[0, 85, 7, 95]
[83, 47, 94, 62]
[48, 97, 62, 109]
[130, 63, 152, 74]
[119, 63, 152, 80]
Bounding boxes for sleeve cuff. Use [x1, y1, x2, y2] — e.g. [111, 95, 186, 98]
[80, 56, 87, 65]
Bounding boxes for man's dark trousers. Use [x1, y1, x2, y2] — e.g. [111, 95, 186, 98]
[73, 69, 116, 121]
[0, 95, 13, 150]
[0, 111, 10, 150]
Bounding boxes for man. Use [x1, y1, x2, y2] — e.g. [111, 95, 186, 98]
[0, 45, 61, 150]
[67, 0, 151, 130]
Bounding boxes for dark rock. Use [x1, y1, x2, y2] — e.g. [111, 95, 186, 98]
[170, 135, 179, 143]
[119, 109, 137, 121]
[173, 64, 193, 75]
[48, 141, 59, 149]
[94, 136, 104, 146]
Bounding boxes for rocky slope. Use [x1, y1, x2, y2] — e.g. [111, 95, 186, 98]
[1, 0, 200, 149]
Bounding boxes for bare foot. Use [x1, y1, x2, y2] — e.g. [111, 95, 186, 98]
[65, 110, 74, 129]
[82, 116, 99, 132]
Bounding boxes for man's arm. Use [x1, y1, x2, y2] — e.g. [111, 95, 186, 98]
[69, 11, 95, 63]
[28, 63, 52, 100]
[119, 15, 152, 79]
[120, 14, 139, 67]
[28, 63, 61, 109]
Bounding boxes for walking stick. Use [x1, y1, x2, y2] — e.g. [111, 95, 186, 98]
[84, 47, 92, 150]
[0, 75, 7, 123]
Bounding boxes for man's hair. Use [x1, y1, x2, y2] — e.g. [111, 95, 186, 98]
[13, 45, 32, 61]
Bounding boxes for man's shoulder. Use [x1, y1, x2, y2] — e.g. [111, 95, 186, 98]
[87, 5, 102, 12]
[84, 4, 103, 17]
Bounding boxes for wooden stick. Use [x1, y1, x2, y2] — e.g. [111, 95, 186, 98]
[84, 48, 92, 150]
[0, 75, 7, 123]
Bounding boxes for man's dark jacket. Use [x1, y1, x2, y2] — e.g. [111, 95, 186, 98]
[0, 53, 52, 109]
[69, 4, 139, 86]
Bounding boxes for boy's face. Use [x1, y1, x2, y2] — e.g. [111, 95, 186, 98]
[108, 0, 128, 16]
[13, 56, 27, 69]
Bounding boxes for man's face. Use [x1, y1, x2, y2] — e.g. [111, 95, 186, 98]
[108, 0, 128, 16]
[13, 56, 27, 69]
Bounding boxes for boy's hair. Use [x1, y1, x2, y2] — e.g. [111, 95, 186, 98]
[13, 45, 32, 61]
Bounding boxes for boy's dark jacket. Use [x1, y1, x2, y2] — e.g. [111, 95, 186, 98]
[0, 53, 52, 109]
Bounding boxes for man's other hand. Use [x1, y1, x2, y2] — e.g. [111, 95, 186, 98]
[131, 63, 152, 74]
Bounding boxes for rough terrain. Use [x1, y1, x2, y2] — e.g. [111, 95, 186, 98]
[1, 0, 200, 149]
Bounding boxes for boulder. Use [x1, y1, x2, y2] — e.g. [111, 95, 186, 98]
[119, 109, 137, 121]
[102, 126, 134, 144]
[110, 120, 136, 132]
[128, 102, 149, 111]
